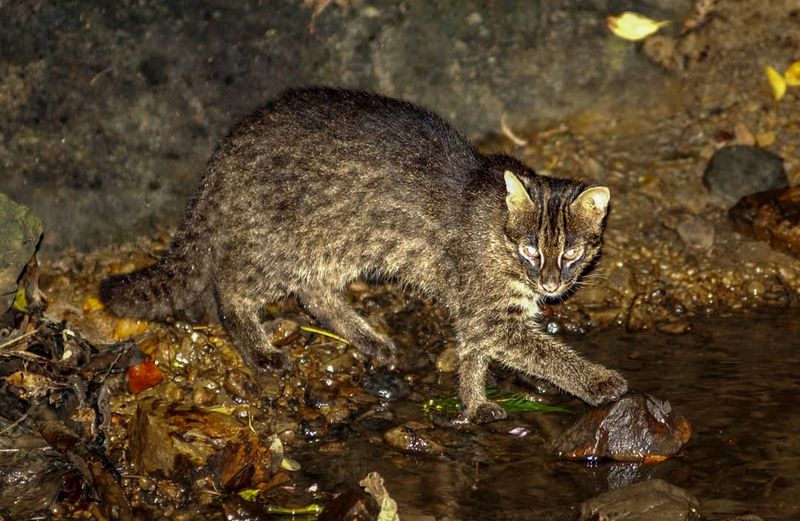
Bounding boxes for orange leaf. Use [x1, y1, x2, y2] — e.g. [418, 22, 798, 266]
[127, 359, 163, 394]
[642, 454, 669, 464]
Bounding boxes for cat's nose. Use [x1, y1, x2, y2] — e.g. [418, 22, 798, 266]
[542, 281, 559, 292]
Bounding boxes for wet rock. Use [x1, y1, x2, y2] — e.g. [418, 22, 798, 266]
[656, 318, 691, 335]
[580, 479, 700, 521]
[0, 449, 65, 519]
[434, 346, 459, 373]
[703, 145, 787, 205]
[129, 398, 273, 490]
[305, 381, 336, 409]
[729, 187, 800, 258]
[358, 410, 395, 432]
[0, 193, 43, 312]
[322, 351, 357, 373]
[608, 265, 637, 298]
[318, 489, 380, 521]
[383, 425, 445, 455]
[362, 371, 410, 402]
[676, 216, 715, 251]
[324, 400, 354, 425]
[223, 369, 259, 402]
[550, 393, 691, 462]
[267, 318, 300, 347]
[301, 416, 328, 440]
[625, 296, 660, 331]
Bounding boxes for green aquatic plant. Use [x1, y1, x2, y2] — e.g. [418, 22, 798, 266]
[423, 388, 574, 416]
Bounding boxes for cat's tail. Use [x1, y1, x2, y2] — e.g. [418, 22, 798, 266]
[99, 253, 214, 323]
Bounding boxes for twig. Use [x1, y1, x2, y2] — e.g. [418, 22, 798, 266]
[0, 330, 37, 351]
[500, 113, 528, 146]
[0, 413, 29, 436]
[300, 325, 349, 344]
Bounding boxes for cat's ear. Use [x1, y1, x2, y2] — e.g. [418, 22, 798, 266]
[571, 186, 610, 227]
[504, 171, 534, 214]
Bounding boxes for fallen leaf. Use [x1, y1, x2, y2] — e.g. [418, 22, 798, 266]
[114, 318, 148, 340]
[785, 60, 800, 87]
[764, 65, 786, 101]
[12, 287, 27, 312]
[83, 296, 105, 313]
[643, 454, 669, 464]
[238, 488, 260, 502]
[127, 359, 163, 394]
[280, 457, 301, 471]
[607, 12, 671, 41]
[5, 371, 56, 396]
[756, 130, 776, 147]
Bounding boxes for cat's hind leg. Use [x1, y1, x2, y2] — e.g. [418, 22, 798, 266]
[297, 284, 397, 368]
[214, 278, 291, 371]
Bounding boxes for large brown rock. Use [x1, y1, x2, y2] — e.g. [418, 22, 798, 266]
[550, 393, 691, 462]
[729, 187, 800, 258]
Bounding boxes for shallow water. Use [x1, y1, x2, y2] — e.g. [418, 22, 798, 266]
[297, 313, 800, 520]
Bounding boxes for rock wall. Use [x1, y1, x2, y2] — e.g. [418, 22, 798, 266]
[0, 0, 692, 252]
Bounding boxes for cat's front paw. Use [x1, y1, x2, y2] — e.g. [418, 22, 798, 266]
[584, 368, 628, 406]
[469, 401, 508, 424]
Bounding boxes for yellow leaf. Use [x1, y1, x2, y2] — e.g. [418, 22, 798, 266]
[607, 12, 671, 41]
[785, 60, 800, 87]
[83, 296, 105, 313]
[764, 65, 786, 100]
[113, 318, 148, 340]
[280, 457, 301, 471]
[12, 287, 27, 312]
[756, 130, 776, 147]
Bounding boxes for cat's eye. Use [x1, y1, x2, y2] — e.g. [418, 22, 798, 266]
[562, 247, 580, 261]
[520, 244, 539, 260]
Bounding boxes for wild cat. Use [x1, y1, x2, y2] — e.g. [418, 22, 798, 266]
[101, 87, 627, 423]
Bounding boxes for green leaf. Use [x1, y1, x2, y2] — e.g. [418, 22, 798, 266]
[12, 287, 27, 312]
[422, 387, 573, 415]
[238, 488, 260, 502]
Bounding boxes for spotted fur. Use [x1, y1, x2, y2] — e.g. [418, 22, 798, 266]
[100, 87, 627, 422]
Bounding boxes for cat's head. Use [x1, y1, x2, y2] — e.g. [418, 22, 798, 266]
[503, 170, 609, 300]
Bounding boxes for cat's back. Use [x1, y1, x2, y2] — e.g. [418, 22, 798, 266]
[216, 87, 480, 190]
